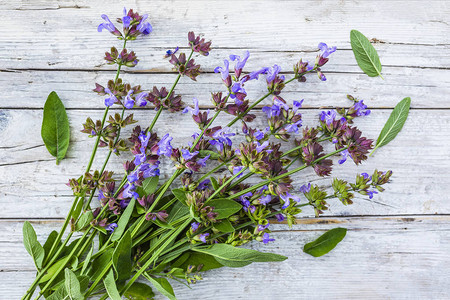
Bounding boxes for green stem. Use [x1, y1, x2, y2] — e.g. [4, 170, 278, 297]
[206, 167, 246, 202]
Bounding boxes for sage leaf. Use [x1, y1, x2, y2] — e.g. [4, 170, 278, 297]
[198, 150, 220, 160]
[350, 30, 383, 79]
[137, 176, 159, 197]
[23, 221, 45, 270]
[112, 197, 135, 241]
[207, 199, 242, 219]
[173, 251, 223, 272]
[172, 188, 188, 206]
[372, 97, 411, 154]
[167, 201, 189, 223]
[64, 268, 83, 300]
[103, 269, 122, 300]
[124, 282, 155, 300]
[39, 255, 77, 283]
[213, 219, 235, 233]
[41, 91, 70, 164]
[112, 231, 132, 281]
[146, 276, 176, 300]
[210, 177, 219, 191]
[81, 244, 94, 275]
[193, 244, 287, 267]
[303, 227, 347, 257]
[47, 284, 67, 300]
[75, 211, 93, 231]
[42, 230, 60, 261]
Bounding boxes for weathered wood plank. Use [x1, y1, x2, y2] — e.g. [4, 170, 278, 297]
[1, 67, 448, 109]
[0, 109, 448, 218]
[2, 216, 449, 299]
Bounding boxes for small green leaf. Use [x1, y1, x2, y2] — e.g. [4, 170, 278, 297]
[350, 30, 383, 79]
[371, 97, 411, 155]
[81, 244, 94, 275]
[303, 227, 347, 257]
[207, 199, 242, 219]
[193, 244, 287, 267]
[64, 268, 83, 300]
[112, 197, 135, 241]
[213, 219, 235, 233]
[103, 269, 122, 300]
[146, 276, 176, 300]
[41, 91, 70, 164]
[198, 150, 220, 160]
[72, 199, 84, 224]
[136, 176, 159, 197]
[172, 188, 188, 206]
[124, 282, 155, 300]
[75, 211, 93, 231]
[112, 231, 132, 281]
[210, 177, 219, 191]
[23, 221, 45, 270]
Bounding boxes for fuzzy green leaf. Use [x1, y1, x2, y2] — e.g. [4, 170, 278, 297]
[64, 268, 83, 300]
[350, 30, 383, 79]
[173, 251, 224, 272]
[193, 244, 287, 267]
[103, 269, 122, 300]
[81, 244, 94, 275]
[303, 227, 347, 257]
[75, 211, 93, 231]
[172, 188, 188, 206]
[207, 199, 242, 219]
[146, 276, 176, 300]
[124, 282, 155, 300]
[41, 91, 70, 164]
[198, 150, 221, 160]
[112, 231, 132, 281]
[136, 176, 159, 197]
[23, 221, 45, 270]
[372, 97, 411, 154]
[42, 230, 60, 261]
[213, 219, 235, 233]
[111, 197, 135, 241]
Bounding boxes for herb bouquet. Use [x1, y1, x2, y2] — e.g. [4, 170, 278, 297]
[22, 8, 410, 300]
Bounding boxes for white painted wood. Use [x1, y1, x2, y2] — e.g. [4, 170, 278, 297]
[1, 0, 449, 299]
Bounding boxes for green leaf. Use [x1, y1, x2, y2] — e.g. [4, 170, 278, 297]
[372, 97, 411, 154]
[198, 150, 220, 160]
[43, 230, 60, 261]
[167, 201, 189, 223]
[39, 255, 77, 283]
[75, 211, 93, 231]
[72, 199, 84, 224]
[23, 221, 45, 270]
[213, 219, 235, 233]
[47, 284, 67, 300]
[112, 231, 132, 281]
[81, 244, 94, 275]
[124, 282, 155, 300]
[64, 268, 83, 300]
[112, 197, 135, 241]
[303, 227, 347, 257]
[41, 91, 70, 164]
[210, 177, 219, 191]
[174, 251, 224, 272]
[103, 269, 122, 300]
[207, 199, 242, 219]
[146, 276, 176, 300]
[172, 188, 188, 206]
[350, 30, 383, 79]
[136, 176, 159, 197]
[192, 244, 287, 268]
[89, 249, 113, 280]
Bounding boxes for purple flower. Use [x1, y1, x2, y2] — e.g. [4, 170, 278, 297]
[139, 162, 160, 178]
[280, 192, 301, 209]
[262, 232, 275, 244]
[320, 110, 336, 125]
[183, 98, 200, 115]
[242, 67, 269, 82]
[233, 166, 244, 178]
[230, 82, 247, 101]
[318, 42, 337, 58]
[124, 90, 134, 109]
[120, 199, 130, 209]
[259, 195, 272, 205]
[198, 233, 209, 243]
[136, 14, 152, 35]
[230, 51, 250, 70]
[214, 60, 230, 81]
[98, 14, 116, 33]
[293, 100, 304, 113]
[254, 128, 269, 140]
[105, 223, 118, 234]
[104, 88, 118, 107]
[361, 172, 371, 180]
[165, 46, 179, 58]
[299, 183, 311, 194]
[209, 127, 235, 151]
[338, 149, 351, 164]
[275, 214, 285, 222]
[318, 71, 327, 81]
[133, 152, 146, 165]
[266, 64, 284, 83]
[367, 190, 378, 199]
[182, 149, 199, 160]
[191, 222, 200, 232]
[122, 7, 132, 28]
[256, 141, 269, 153]
[257, 223, 270, 232]
[157, 134, 173, 157]
[285, 120, 303, 134]
[197, 155, 210, 167]
[353, 100, 371, 116]
[197, 179, 211, 190]
[122, 182, 139, 199]
[135, 92, 148, 107]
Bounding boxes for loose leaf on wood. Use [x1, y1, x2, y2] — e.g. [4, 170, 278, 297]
[112, 231, 132, 281]
[23, 221, 45, 270]
[111, 197, 135, 241]
[303, 227, 347, 257]
[172, 188, 188, 205]
[124, 282, 155, 300]
[193, 244, 287, 268]
[41, 91, 70, 164]
[103, 269, 122, 300]
[350, 30, 383, 79]
[136, 176, 159, 197]
[371, 97, 411, 155]
[207, 199, 242, 219]
[145, 276, 176, 300]
[64, 268, 83, 300]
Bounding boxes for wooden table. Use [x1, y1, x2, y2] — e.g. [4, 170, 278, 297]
[1, 1, 449, 299]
